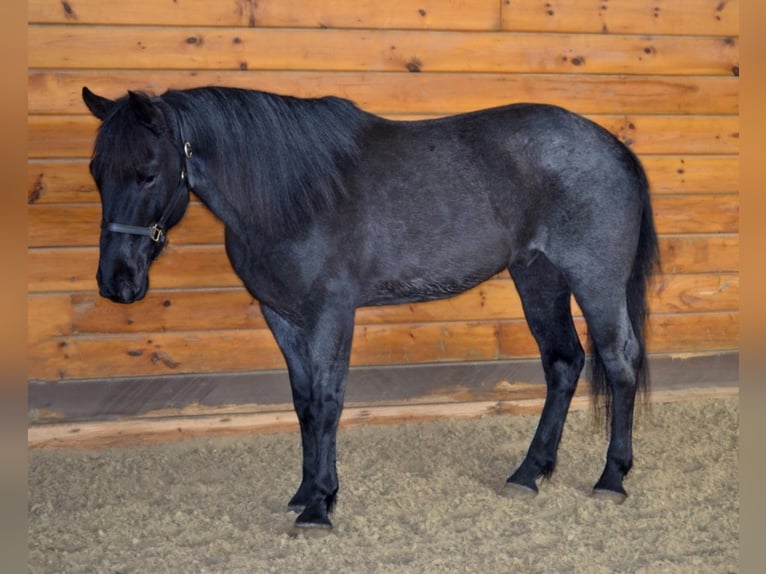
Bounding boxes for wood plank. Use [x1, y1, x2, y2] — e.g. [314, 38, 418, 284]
[26, 352, 738, 423]
[354, 322, 499, 365]
[27, 383, 737, 448]
[37, 385, 738, 446]
[28, 0, 502, 30]
[29, 26, 738, 76]
[28, 245, 242, 293]
[646, 312, 739, 354]
[28, 159, 94, 204]
[27, 113, 740, 160]
[623, 115, 739, 155]
[27, 235, 740, 293]
[498, 312, 739, 359]
[651, 195, 738, 235]
[31, 326, 285, 380]
[27, 386, 740, 449]
[641, 156, 738, 194]
[28, 311, 737, 381]
[29, 322, 501, 380]
[649, 273, 738, 314]
[27, 192, 739, 248]
[28, 115, 98, 159]
[28, 0, 739, 37]
[28, 294, 75, 346]
[501, 0, 739, 37]
[28, 71, 740, 116]
[27, 273, 739, 341]
[26, 400, 494, 446]
[660, 235, 739, 274]
[28, 155, 739, 204]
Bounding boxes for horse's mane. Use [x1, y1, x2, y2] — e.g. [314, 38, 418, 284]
[161, 87, 370, 238]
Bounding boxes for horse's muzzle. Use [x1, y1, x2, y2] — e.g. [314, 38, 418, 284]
[97, 268, 148, 304]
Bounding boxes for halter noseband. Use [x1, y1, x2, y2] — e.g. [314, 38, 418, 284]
[102, 127, 193, 246]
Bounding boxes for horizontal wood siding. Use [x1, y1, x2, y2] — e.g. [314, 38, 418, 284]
[29, 27, 738, 75]
[28, 0, 739, 383]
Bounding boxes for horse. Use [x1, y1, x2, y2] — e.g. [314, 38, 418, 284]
[82, 85, 659, 530]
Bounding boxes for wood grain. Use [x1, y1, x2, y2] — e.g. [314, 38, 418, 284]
[622, 115, 739, 155]
[28, 71, 739, 117]
[641, 156, 738, 194]
[501, 0, 739, 36]
[28, 0, 739, 36]
[29, 27, 737, 76]
[28, 0, 502, 30]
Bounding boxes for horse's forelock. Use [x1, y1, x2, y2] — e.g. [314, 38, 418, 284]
[92, 95, 177, 179]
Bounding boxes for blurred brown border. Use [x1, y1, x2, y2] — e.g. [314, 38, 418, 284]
[1, 1, 29, 572]
[739, 0, 765, 571]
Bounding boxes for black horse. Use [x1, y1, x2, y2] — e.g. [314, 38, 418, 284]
[82, 86, 659, 529]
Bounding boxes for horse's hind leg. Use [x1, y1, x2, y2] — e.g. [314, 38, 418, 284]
[574, 290, 642, 500]
[506, 254, 585, 494]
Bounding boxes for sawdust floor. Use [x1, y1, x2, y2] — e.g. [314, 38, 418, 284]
[28, 397, 738, 573]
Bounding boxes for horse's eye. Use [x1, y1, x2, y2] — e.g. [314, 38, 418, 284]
[137, 174, 157, 187]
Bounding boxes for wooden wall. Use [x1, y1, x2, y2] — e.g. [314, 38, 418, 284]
[28, 0, 739, 383]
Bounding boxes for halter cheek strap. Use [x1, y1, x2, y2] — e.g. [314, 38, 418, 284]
[102, 125, 193, 246]
[103, 221, 167, 243]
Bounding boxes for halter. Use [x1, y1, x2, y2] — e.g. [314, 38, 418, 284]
[102, 121, 193, 247]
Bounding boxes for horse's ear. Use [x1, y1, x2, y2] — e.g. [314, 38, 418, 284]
[128, 90, 162, 132]
[82, 87, 114, 121]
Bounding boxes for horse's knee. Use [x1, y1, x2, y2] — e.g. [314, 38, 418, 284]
[543, 347, 585, 394]
[599, 328, 642, 384]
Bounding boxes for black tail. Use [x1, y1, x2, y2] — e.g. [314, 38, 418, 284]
[588, 164, 660, 427]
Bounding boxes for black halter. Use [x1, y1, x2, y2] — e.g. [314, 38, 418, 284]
[102, 124, 193, 246]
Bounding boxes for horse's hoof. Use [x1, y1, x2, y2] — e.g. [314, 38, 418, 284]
[287, 504, 305, 514]
[592, 488, 628, 504]
[504, 481, 538, 499]
[294, 502, 333, 529]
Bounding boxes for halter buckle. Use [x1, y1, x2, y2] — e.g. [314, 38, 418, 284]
[150, 224, 164, 243]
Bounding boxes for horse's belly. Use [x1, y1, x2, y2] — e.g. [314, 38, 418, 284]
[364, 276, 485, 306]
[357, 226, 513, 306]
[361, 249, 508, 306]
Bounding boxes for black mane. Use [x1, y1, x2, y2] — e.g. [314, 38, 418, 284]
[162, 87, 370, 237]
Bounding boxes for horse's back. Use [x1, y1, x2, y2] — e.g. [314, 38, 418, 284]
[341, 104, 646, 300]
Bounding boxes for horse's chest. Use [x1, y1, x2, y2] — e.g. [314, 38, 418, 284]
[223, 231, 320, 312]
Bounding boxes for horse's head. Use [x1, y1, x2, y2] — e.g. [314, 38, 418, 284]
[83, 87, 191, 303]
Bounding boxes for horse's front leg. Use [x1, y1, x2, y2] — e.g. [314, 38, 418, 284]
[261, 302, 355, 529]
[260, 304, 315, 512]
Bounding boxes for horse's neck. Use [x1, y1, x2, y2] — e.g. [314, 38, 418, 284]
[188, 179, 245, 236]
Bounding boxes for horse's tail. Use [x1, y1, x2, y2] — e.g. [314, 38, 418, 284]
[588, 160, 660, 428]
